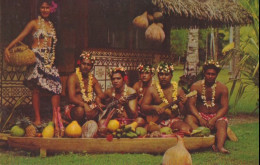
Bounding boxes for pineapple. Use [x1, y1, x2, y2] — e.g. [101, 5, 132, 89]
[25, 124, 37, 137]
[16, 117, 37, 137]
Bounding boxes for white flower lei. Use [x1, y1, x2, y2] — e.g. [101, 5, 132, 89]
[38, 16, 57, 69]
[155, 81, 178, 110]
[201, 79, 216, 108]
[112, 84, 128, 98]
[76, 67, 93, 103]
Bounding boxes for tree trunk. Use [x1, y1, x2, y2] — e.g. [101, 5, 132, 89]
[229, 27, 234, 74]
[214, 29, 219, 61]
[184, 28, 199, 76]
[230, 26, 241, 79]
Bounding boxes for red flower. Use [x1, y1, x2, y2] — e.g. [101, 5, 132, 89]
[124, 75, 128, 82]
[106, 134, 113, 142]
[77, 60, 81, 65]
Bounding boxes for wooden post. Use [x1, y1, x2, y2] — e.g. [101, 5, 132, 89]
[40, 148, 47, 158]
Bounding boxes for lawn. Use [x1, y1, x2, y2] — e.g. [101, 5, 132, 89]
[0, 122, 259, 165]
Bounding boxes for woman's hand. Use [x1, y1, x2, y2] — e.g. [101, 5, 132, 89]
[4, 48, 10, 62]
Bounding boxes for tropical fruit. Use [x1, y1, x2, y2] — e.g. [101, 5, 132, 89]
[42, 122, 55, 138]
[160, 127, 173, 135]
[65, 120, 82, 138]
[191, 126, 211, 137]
[25, 124, 37, 137]
[107, 119, 120, 132]
[10, 125, 25, 137]
[136, 127, 147, 136]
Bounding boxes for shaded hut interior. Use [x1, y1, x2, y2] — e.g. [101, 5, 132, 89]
[0, 0, 253, 107]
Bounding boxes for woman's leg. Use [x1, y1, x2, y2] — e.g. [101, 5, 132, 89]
[51, 94, 60, 121]
[32, 88, 41, 125]
[51, 94, 60, 137]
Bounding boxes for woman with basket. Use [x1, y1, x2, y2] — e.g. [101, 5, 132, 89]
[4, 0, 62, 134]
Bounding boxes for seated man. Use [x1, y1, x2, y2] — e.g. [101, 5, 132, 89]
[185, 60, 229, 153]
[141, 62, 191, 133]
[133, 64, 155, 116]
[65, 51, 105, 124]
[96, 67, 137, 122]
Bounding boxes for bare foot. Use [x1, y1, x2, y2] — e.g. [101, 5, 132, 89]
[212, 145, 218, 152]
[218, 147, 230, 154]
[212, 145, 230, 154]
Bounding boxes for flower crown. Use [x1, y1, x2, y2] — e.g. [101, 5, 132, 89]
[80, 51, 95, 63]
[203, 60, 221, 68]
[108, 66, 127, 77]
[137, 64, 155, 73]
[156, 63, 174, 73]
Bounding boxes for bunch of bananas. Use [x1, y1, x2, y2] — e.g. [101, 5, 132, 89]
[112, 125, 138, 138]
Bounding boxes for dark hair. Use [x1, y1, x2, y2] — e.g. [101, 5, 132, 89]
[111, 70, 126, 79]
[38, 0, 52, 9]
[203, 64, 221, 74]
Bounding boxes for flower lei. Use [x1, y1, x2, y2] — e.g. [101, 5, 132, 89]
[139, 80, 153, 98]
[38, 16, 57, 69]
[155, 81, 178, 110]
[112, 84, 128, 98]
[76, 67, 93, 103]
[201, 79, 216, 108]
[112, 84, 129, 115]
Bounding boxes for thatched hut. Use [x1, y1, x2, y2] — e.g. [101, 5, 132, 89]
[0, 0, 253, 106]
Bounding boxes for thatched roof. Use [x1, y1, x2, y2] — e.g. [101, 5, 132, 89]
[152, 0, 253, 28]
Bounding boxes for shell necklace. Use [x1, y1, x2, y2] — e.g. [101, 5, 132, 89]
[155, 81, 178, 110]
[76, 67, 93, 103]
[38, 16, 57, 69]
[201, 79, 216, 108]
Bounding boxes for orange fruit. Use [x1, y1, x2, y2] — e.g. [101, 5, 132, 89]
[107, 120, 120, 132]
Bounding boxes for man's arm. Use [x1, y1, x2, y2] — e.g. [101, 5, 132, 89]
[96, 89, 110, 108]
[93, 77, 105, 104]
[141, 86, 163, 115]
[177, 87, 187, 112]
[215, 85, 229, 119]
[67, 74, 85, 107]
[124, 88, 138, 118]
[188, 83, 208, 127]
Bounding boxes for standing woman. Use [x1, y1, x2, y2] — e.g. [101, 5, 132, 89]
[4, 0, 62, 126]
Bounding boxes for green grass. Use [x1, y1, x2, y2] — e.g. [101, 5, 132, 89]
[0, 122, 258, 165]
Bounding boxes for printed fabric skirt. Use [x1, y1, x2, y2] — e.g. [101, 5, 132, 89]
[24, 48, 62, 95]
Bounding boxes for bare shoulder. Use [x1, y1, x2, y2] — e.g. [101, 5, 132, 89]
[67, 72, 78, 84]
[92, 75, 99, 84]
[190, 80, 202, 89]
[133, 81, 141, 90]
[216, 81, 228, 92]
[105, 88, 113, 95]
[127, 86, 137, 95]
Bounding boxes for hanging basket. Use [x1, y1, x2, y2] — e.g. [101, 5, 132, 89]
[7, 42, 36, 66]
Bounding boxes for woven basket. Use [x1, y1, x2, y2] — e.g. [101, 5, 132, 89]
[7, 42, 36, 66]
